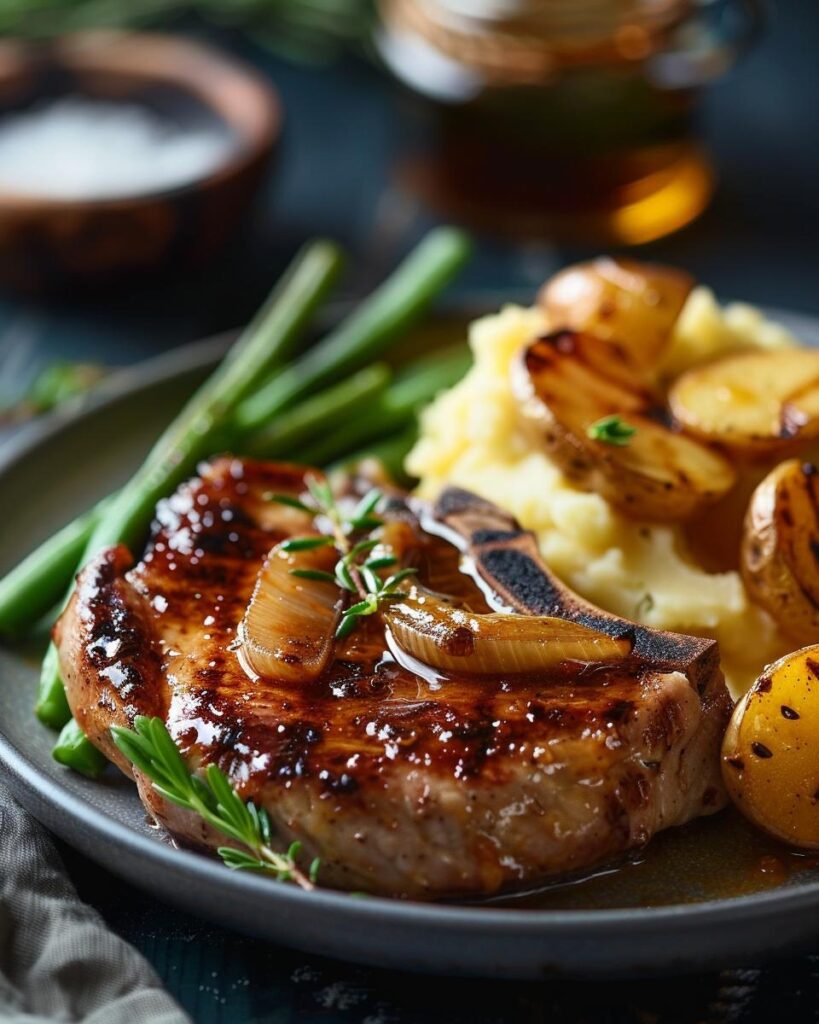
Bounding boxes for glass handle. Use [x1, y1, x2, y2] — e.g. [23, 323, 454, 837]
[647, 0, 767, 89]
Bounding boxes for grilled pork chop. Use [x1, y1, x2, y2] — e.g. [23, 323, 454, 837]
[55, 457, 732, 899]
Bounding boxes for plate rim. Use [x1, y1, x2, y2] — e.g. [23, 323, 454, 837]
[3, 305, 819, 942]
[5, 702, 819, 936]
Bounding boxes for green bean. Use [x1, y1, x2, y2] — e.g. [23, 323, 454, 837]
[52, 717, 107, 779]
[300, 346, 470, 467]
[234, 228, 471, 435]
[0, 502, 107, 637]
[243, 363, 391, 459]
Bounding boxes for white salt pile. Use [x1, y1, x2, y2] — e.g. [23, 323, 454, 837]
[0, 96, 234, 200]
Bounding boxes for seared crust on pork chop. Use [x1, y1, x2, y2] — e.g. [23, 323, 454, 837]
[55, 457, 732, 899]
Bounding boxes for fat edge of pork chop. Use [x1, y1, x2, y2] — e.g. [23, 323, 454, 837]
[55, 457, 733, 899]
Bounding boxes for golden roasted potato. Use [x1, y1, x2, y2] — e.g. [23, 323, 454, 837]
[742, 458, 819, 644]
[539, 257, 693, 385]
[669, 349, 819, 457]
[513, 333, 736, 522]
[723, 645, 819, 849]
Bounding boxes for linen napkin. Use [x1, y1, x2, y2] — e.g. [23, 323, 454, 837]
[0, 781, 189, 1024]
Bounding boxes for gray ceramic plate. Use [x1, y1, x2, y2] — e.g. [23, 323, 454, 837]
[3, 308, 819, 980]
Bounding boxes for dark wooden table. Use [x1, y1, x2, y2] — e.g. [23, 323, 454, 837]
[2, 3, 819, 1019]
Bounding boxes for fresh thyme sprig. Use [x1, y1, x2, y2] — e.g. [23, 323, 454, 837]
[268, 475, 416, 638]
[587, 415, 637, 446]
[111, 716, 319, 889]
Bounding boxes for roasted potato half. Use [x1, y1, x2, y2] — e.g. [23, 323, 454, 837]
[723, 645, 819, 848]
[742, 459, 819, 645]
[669, 349, 819, 457]
[539, 257, 693, 385]
[513, 333, 736, 522]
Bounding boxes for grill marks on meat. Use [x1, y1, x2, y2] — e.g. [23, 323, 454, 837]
[428, 487, 723, 683]
[55, 457, 732, 898]
[57, 544, 165, 767]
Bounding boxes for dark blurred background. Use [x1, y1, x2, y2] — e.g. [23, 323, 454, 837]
[0, 0, 817, 385]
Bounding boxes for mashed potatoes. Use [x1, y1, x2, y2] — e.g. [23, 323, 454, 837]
[407, 288, 799, 698]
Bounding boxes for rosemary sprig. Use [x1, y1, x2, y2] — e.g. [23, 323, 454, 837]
[587, 415, 637, 446]
[269, 475, 416, 637]
[111, 716, 319, 889]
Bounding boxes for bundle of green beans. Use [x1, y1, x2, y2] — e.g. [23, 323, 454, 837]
[0, 227, 472, 777]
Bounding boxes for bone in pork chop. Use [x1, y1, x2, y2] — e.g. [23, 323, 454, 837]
[55, 457, 732, 899]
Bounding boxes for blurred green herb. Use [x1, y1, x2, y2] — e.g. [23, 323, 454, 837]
[0, 0, 374, 62]
[27, 361, 106, 413]
[1, 360, 105, 424]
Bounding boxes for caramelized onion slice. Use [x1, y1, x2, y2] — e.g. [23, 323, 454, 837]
[238, 541, 342, 683]
[385, 589, 631, 675]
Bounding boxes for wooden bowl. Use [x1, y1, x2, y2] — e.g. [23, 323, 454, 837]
[0, 32, 282, 293]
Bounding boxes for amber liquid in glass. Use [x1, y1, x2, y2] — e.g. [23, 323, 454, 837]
[383, 2, 714, 243]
